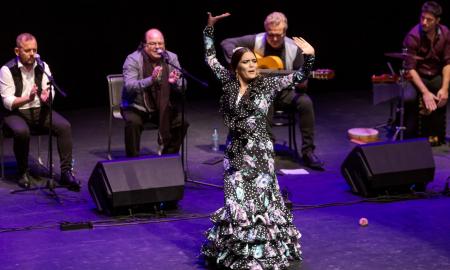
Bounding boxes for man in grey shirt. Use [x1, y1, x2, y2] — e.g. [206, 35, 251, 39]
[121, 28, 188, 157]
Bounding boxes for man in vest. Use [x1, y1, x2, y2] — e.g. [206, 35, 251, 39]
[0, 33, 80, 190]
[121, 28, 189, 157]
[221, 11, 324, 170]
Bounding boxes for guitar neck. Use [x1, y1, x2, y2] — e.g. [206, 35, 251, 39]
[258, 69, 333, 79]
[258, 69, 292, 76]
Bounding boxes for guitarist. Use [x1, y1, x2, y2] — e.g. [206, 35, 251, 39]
[221, 11, 324, 169]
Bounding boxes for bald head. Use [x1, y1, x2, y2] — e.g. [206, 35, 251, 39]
[143, 28, 166, 61]
[16, 33, 36, 48]
[145, 28, 164, 42]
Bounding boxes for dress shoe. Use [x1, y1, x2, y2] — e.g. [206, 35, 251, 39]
[428, 136, 444, 147]
[17, 171, 32, 189]
[60, 170, 81, 191]
[302, 151, 324, 170]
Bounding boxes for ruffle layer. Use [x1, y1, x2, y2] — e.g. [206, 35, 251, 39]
[202, 199, 301, 269]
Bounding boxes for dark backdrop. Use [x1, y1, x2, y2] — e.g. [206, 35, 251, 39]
[0, 0, 448, 110]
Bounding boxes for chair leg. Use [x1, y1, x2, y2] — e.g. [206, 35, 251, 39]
[37, 135, 45, 166]
[288, 114, 293, 150]
[181, 131, 187, 179]
[1, 131, 4, 179]
[289, 112, 299, 160]
[292, 115, 299, 158]
[107, 111, 113, 160]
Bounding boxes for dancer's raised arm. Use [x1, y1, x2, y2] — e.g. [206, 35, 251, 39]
[203, 12, 231, 84]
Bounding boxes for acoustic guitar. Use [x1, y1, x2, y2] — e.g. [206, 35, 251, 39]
[255, 54, 335, 80]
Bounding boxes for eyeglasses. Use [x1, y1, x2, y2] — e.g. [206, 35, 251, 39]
[267, 33, 285, 39]
[145, 41, 165, 47]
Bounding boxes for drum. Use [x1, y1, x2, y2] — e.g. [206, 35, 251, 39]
[347, 128, 379, 143]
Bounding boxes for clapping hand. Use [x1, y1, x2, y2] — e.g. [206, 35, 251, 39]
[40, 87, 51, 103]
[293, 37, 315, 56]
[152, 66, 163, 82]
[207, 12, 231, 27]
[168, 70, 180, 84]
[29, 84, 38, 101]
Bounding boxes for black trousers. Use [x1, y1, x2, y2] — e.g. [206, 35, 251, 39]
[121, 107, 189, 157]
[268, 88, 316, 154]
[3, 107, 73, 174]
[403, 76, 447, 142]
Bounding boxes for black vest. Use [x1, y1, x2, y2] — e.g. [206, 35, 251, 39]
[6, 58, 44, 98]
[1, 58, 44, 113]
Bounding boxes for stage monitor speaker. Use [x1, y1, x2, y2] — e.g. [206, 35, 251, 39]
[88, 154, 185, 215]
[341, 138, 435, 197]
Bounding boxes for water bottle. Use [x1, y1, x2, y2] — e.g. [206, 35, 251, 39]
[212, 128, 219, 151]
[71, 158, 76, 175]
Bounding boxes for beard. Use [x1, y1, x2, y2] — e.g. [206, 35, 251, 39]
[20, 57, 35, 69]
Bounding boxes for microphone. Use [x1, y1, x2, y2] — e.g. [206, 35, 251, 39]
[156, 48, 169, 60]
[34, 53, 44, 68]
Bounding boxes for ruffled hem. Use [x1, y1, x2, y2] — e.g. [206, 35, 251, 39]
[201, 199, 301, 269]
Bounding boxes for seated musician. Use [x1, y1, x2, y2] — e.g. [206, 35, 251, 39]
[121, 28, 189, 157]
[402, 1, 450, 145]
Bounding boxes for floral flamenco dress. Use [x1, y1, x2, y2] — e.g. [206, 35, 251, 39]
[201, 26, 314, 270]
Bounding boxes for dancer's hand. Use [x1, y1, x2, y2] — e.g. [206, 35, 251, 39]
[207, 12, 231, 27]
[293, 37, 315, 56]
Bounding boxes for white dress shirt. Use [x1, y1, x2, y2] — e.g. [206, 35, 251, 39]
[0, 59, 55, 111]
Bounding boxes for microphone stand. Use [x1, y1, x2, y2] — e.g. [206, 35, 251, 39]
[392, 51, 409, 141]
[162, 54, 221, 188]
[11, 61, 67, 202]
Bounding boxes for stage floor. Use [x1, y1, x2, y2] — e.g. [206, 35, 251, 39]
[1, 89, 449, 270]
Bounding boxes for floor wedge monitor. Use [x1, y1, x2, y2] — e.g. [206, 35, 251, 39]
[88, 154, 184, 215]
[341, 139, 435, 197]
